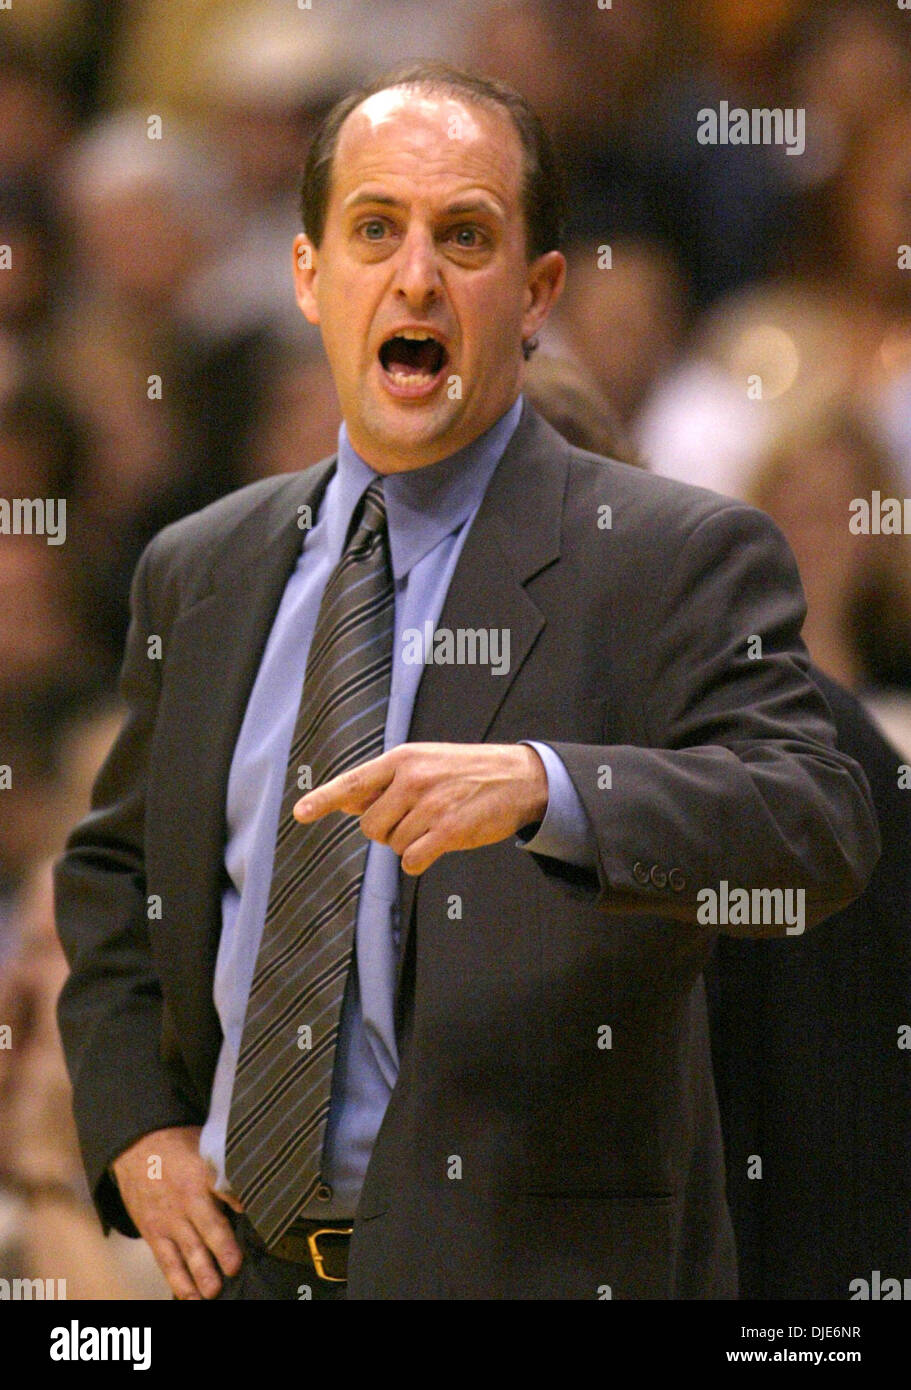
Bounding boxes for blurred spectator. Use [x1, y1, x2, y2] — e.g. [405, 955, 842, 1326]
[872, 336, 911, 498]
[749, 408, 911, 751]
[0, 855, 168, 1298]
[49, 113, 260, 651]
[0, 698, 60, 945]
[782, 3, 911, 252]
[554, 237, 689, 431]
[173, 5, 357, 348]
[828, 99, 911, 492]
[523, 352, 636, 465]
[107, 0, 353, 115]
[55, 109, 229, 328]
[0, 381, 84, 499]
[0, 700, 169, 1295]
[0, 37, 73, 181]
[638, 281, 877, 497]
[46, 313, 206, 658]
[0, 679, 116, 912]
[49, 701, 125, 847]
[0, 179, 60, 353]
[637, 0, 809, 305]
[107, 0, 482, 114]
[472, 0, 693, 255]
[240, 340, 340, 483]
[0, 698, 122, 940]
[0, 542, 84, 700]
[0, 1, 124, 120]
[830, 103, 911, 318]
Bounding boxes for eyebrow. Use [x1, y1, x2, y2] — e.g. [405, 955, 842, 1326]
[343, 191, 504, 220]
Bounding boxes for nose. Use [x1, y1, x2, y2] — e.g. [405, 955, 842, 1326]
[392, 223, 443, 311]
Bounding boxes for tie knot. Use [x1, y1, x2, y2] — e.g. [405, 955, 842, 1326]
[350, 478, 387, 549]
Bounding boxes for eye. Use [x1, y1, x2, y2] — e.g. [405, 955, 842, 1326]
[450, 225, 485, 248]
[360, 219, 388, 241]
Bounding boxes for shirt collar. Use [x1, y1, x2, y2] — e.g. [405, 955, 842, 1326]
[331, 395, 524, 580]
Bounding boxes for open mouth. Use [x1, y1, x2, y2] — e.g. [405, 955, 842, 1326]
[378, 330, 448, 391]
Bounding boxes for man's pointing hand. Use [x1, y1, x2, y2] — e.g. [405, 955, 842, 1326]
[293, 742, 549, 876]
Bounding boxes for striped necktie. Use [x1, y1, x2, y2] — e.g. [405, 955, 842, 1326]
[225, 477, 394, 1244]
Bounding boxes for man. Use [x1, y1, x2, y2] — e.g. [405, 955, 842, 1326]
[54, 63, 880, 1300]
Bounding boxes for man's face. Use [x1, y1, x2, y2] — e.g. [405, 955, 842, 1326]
[293, 87, 564, 472]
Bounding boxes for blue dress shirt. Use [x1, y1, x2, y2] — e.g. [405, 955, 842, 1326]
[199, 394, 597, 1218]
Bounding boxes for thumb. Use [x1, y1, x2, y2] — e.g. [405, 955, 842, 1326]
[206, 1163, 245, 1213]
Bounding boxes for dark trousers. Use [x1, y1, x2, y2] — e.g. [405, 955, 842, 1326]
[216, 1212, 348, 1301]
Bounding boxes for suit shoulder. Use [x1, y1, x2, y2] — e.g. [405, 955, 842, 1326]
[129, 459, 334, 624]
[562, 445, 782, 548]
[150, 473, 307, 556]
[144, 460, 332, 579]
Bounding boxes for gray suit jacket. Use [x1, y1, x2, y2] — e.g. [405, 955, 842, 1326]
[54, 401, 880, 1298]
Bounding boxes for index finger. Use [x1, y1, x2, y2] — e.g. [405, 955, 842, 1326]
[293, 753, 396, 822]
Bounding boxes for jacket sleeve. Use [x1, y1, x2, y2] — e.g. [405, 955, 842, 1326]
[54, 536, 206, 1237]
[529, 502, 882, 935]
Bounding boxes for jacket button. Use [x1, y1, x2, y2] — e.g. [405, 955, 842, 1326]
[649, 865, 668, 889]
[633, 861, 650, 885]
[668, 868, 686, 892]
[316, 1183, 333, 1202]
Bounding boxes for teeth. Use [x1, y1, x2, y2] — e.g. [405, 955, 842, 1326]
[387, 367, 437, 386]
[397, 330, 437, 341]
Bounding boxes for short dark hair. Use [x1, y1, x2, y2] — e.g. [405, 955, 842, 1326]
[299, 62, 566, 261]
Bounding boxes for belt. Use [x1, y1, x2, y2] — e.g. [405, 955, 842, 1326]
[269, 1217, 353, 1282]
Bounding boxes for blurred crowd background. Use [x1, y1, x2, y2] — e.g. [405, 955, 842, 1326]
[2, 0, 911, 1298]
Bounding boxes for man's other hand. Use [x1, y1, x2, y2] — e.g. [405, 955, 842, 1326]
[111, 1126, 244, 1300]
[293, 742, 549, 876]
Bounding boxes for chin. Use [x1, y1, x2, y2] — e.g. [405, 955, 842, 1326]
[360, 398, 462, 459]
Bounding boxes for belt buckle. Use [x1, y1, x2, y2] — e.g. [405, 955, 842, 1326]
[306, 1226, 353, 1282]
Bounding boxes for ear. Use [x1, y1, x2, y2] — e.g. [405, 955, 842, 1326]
[292, 233, 320, 324]
[521, 250, 566, 344]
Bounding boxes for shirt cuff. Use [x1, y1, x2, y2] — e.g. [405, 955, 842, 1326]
[514, 741, 599, 869]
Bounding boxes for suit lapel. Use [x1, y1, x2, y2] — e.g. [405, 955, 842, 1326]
[394, 403, 570, 1010]
[149, 460, 337, 1088]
